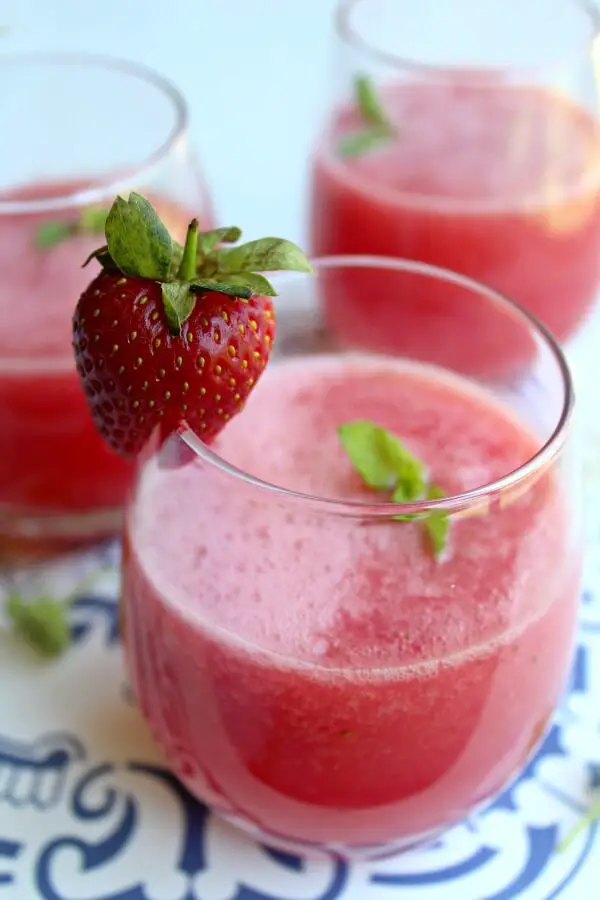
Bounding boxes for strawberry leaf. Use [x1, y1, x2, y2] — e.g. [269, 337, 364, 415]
[218, 238, 313, 275]
[105, 192, 173, 280]
[6, 594, 71, 658]
[170, 240, 184, 271]
[198, 226, 242, 257]
[161, 284, 196, 335]
[222, 272, 277, 297]
[177, 219, 200, 281]
[82, 245, 118, 271]
[190, 279, 253, 299]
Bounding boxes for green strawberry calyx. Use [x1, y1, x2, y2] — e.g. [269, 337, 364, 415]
[82, 192, 313, 336]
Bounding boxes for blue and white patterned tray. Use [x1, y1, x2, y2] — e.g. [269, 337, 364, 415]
[0, 529, 600, 900]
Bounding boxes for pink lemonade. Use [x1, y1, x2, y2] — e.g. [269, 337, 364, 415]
[122, 354, 579, 850]
[311, 82, 600, 375]
[0, 181, 196, 555]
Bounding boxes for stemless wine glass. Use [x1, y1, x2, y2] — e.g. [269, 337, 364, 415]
[121, 257, 580, 858]
[0, 53, 212, 561]
[309, 0, 600, 364]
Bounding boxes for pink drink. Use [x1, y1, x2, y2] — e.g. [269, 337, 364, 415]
[122, 354, 578, 849]
[0, 181, 195, 556]
[311, 83, 600, 373]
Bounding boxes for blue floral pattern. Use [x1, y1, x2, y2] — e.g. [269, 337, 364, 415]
[1, 545, 600, 899]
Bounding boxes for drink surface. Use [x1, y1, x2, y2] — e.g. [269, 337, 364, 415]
[311, 82, 600, 352]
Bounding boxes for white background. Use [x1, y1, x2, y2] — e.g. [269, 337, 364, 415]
[0, 0, 340, 244]
[2, 0, 600, 246]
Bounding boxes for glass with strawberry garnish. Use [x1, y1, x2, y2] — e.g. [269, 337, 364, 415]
[0, 54, 212, 560]
[76, 196, 581, 857]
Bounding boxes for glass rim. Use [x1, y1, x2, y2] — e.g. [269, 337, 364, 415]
[180, 254, 575, 519]
[0, 51, 188, 217]
[0, 51, 190, 375]
[335, 0, 600, 79]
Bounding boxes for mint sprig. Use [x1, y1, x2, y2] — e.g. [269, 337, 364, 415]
[422, 483, 450, 558]
[7, 594, 71, 658]
[338, 74, 396, 158]
[557, 765, 600, 852]
[34, 204, 108, 251]
[85, 192, 313, 336]
[557, 797, 600, 852]
[339, 420, 424, 494]
[355, 74, 391, 129]
[5, 565, 111, 659]
[339, 420, 449, 558]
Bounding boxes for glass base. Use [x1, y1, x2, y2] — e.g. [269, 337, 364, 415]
[0, 506, 122, 563]
[216, 809, 446, 861]
[132, 705, 555, 865]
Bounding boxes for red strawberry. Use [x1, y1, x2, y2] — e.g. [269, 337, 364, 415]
[72, 193, 311, 457]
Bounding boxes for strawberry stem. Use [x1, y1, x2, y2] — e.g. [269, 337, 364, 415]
[178, 218, 199, 281]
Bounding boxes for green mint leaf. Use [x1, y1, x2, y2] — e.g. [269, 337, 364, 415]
[78, 204, 108, 235]
[355, 74, 391, 129]
[339, 420, 450, 559]
[222, 272, 277, 297]
[392, 482, 449, 555]
[105, 192, 173, 280]
[391, 481, 418, 521]
[35, 204, 108, 251]
[557, 766, 600, 852]
[190, 279, 253, 299]
[161, 284, 196, 335]
[338, 74, 395, 158]
[218, 237, 313, 275]
[6, 594, 71, 658]
[34, 221, 73, 250]
[423, 483, 449, 558]
[557, 795, 600, 852]
[339, 421, 426, 493]
[338, 127, 391, 158]
[197, 226, 242, 257]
